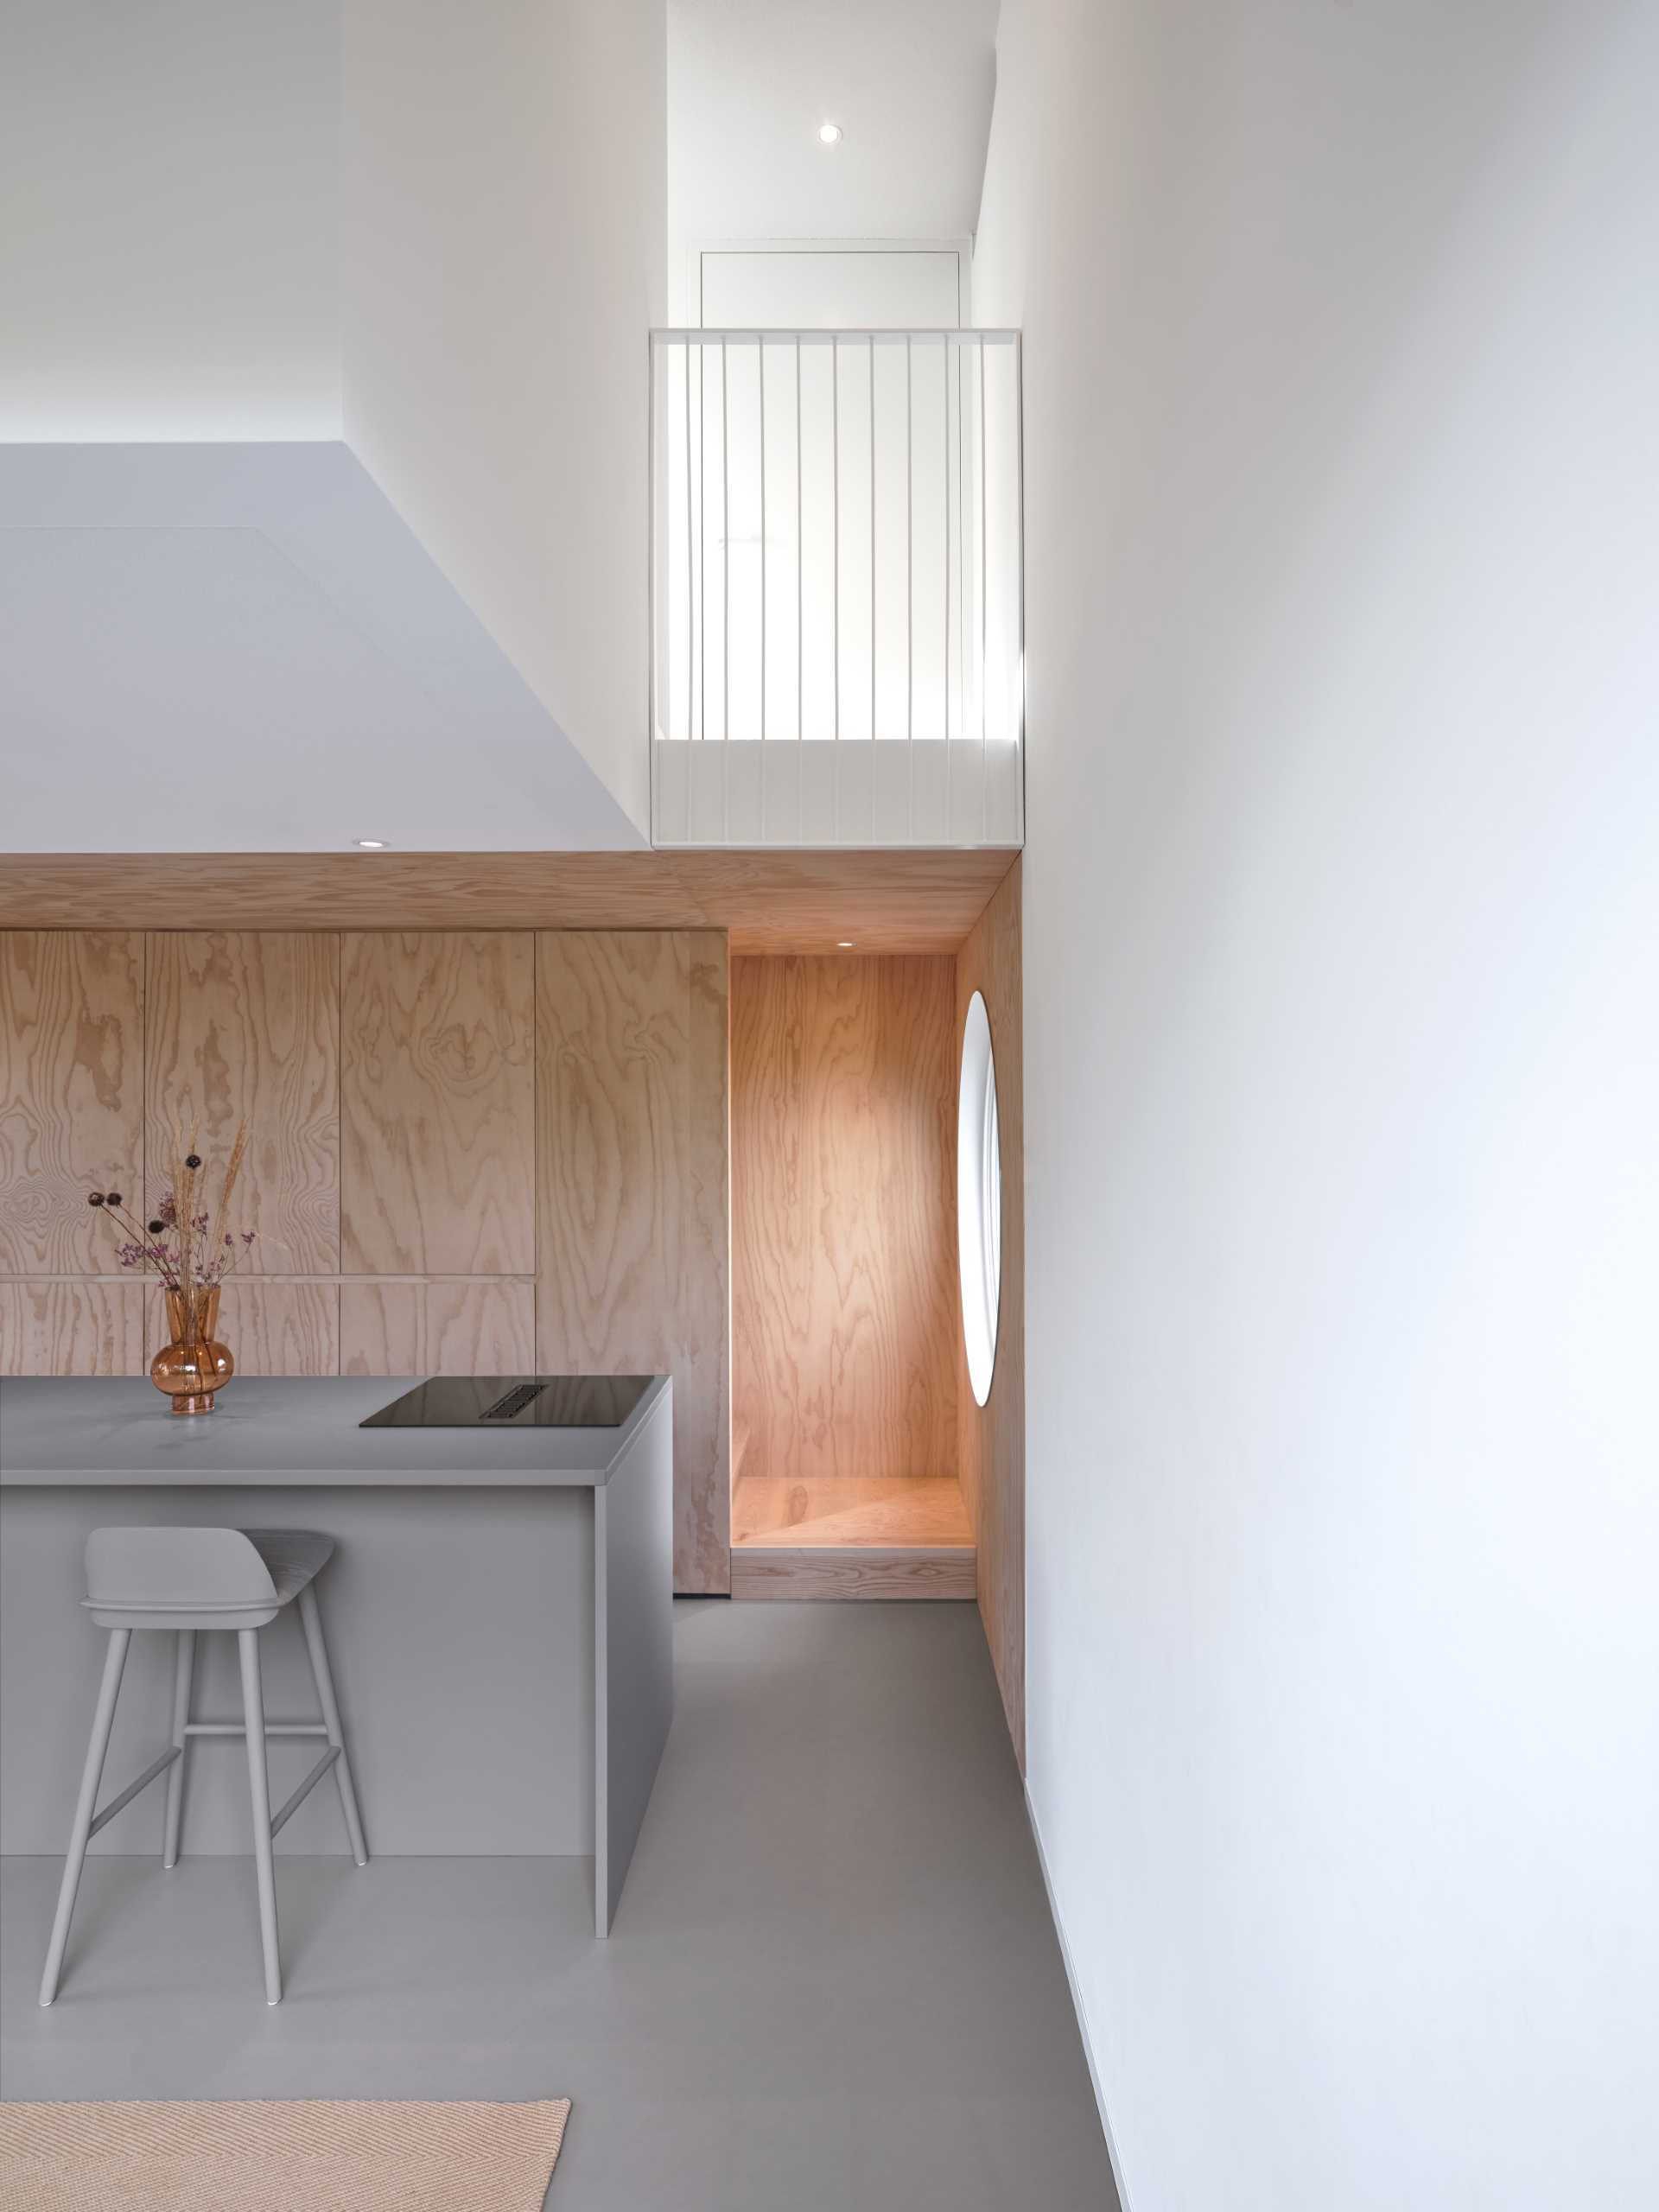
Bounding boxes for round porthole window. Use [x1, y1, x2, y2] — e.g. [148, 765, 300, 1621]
[957, 991, 1001, 1408]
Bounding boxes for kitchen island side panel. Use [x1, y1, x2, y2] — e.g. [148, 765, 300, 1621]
[0, 1483, 594, 1856]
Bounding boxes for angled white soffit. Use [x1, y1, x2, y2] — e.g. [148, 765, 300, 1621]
[0, 443, 647, 855]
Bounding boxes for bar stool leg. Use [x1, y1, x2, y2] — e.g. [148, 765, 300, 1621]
[297, 1581, 368, 1866]
[162, 1629, 196, 1869]
[40, 1628, 131, 2007]
[237, 1628, 282, 2005]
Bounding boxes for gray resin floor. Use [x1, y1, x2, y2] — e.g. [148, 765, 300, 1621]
[1, 1599, 1119, 2210]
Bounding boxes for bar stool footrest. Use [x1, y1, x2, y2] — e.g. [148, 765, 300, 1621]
[269, 1746, 341, 1840]
[86, 1747, 181, 1839]
[182, 1720, 329, 1737]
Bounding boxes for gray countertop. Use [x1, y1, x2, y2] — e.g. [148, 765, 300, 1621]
[0, 1375, 671, 1487]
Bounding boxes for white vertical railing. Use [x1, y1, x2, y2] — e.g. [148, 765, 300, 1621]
[650, 329, 1023, 849]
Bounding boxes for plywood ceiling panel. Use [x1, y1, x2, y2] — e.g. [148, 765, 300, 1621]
[0, 850, 1018, 955]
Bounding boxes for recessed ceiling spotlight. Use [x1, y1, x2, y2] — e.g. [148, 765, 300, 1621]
[353, 838, 389, 850]
[837, 940, 855, 949]
[817, 121, 842, 146]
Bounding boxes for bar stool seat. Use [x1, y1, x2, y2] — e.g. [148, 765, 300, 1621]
[84, 1528, 337, 1630]
[40, 1525, 367, 2010]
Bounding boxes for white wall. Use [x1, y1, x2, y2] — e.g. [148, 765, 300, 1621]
[975, 4, 1659, 2207]
[0, 0, 340, 441]
[696, 247, 964, 329]
[340, 0, 665, 838]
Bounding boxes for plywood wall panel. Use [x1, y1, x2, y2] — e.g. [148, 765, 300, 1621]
[0, 931, 143, 1274]
[0, 1280, 148, 1375]
[536, 932, 689, 1370]
[956, 859, 1025, 1768]
[535, 931, 730, 1592]
[340, 932, 535, 1274]
[144, 933, 339, 1274]
[338, 1280, 416, 1374]
[680, 932, 732, 1590]
[340, 1279, 534, 1376]
[208, 1279, 340, 1377]
[731, 955, 958, 1488]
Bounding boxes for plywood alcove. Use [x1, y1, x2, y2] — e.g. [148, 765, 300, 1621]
[729, 953, 975, 1599]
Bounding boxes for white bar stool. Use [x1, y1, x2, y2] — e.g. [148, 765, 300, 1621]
[39, 1526, 368, 2008]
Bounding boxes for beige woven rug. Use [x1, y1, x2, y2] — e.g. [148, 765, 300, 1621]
[0, 2097, 570, 2211]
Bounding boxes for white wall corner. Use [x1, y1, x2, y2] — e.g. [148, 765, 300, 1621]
[339, 0, 668, 842]
[1025, 1780, 1136, 2212]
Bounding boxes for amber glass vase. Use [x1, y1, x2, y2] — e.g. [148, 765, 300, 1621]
[150, 1286, 234, 1415]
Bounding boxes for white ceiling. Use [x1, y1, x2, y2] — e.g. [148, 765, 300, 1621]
[0, 445, 645, 854]
[669, 0, 1001, 246]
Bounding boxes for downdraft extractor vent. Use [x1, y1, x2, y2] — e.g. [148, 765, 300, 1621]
[482, 1382, 547, 1421]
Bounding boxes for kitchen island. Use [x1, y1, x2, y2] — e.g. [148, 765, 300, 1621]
[0, 1374, 674, 1937]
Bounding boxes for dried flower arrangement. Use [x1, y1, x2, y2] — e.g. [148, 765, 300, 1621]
[87, 1121, 255, 1412]
[86, 1121, 256, 1294]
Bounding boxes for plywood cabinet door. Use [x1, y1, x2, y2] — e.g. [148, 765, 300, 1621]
[144, 933, 339, 1274]
[536, 931, 730, 1593]
[340, 932, 535, 1275]
[0, 931, 143, 1274]
[207, 1279, 341, 1378]
[340, 1279, 535, 1376]
[0, 1280, 147, 1376]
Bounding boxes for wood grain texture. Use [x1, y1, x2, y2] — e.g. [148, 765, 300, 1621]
[0, 1279, 148, 1375]
[536, 932, 729, 1594]
[732, 1474, 972, 1548]
[205, 1278, 340, 1376]
[1, 926, 751, 1451]
[731, 956, 957, 1488]
[144, 933, 339, 1274]
[0, 852, 1018, 954]
[956, 856, 1025, 1768]
[0, 932, 143, 1273]
[340, 932, 534, 1274]
[681, 853, 1006, 955]
[730, 1548, 976, 1601]
[682, 933, 732, 1592]
[340, 1278, 534, 1375]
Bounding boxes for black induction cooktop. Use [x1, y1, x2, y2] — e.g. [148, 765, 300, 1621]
[360, 1376, 653, 1430]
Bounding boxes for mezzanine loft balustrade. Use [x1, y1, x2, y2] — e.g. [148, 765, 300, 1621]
[650, 329, 1023, 849]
